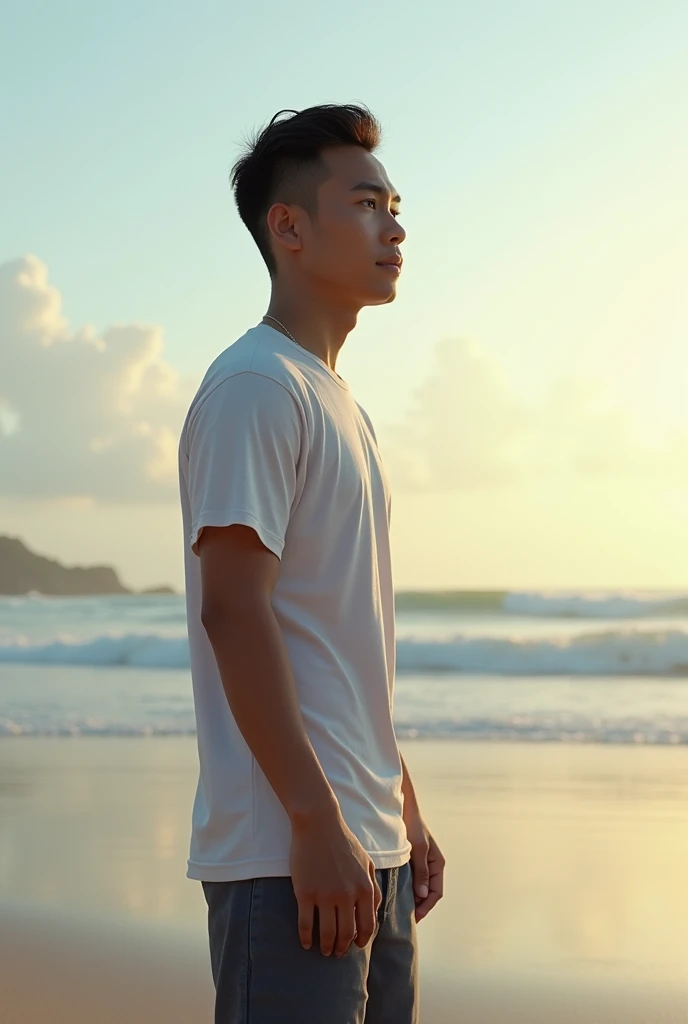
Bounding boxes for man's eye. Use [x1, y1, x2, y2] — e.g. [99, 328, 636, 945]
[361, 198, 401, 218]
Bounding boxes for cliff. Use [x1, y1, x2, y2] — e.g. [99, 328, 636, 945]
[0, 535, 174, 596]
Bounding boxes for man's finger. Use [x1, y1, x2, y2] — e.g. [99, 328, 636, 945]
[369, 860, 383, 913]
[410, 840, 430, 900]
[297, 899, 314, 950]
[414, 890, 443, 922]
[354, 880, 377, 948]
[413, 867, 444, 923]
[334, 902, 357, 958]
[318, 904, 337, 957]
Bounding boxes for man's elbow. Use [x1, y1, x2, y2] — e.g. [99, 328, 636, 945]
[200, 595, 238, 637]
[200, 592, 271, 638]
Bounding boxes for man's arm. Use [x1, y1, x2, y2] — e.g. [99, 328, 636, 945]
[198, 522, 382, 956]
[199, 523, 339, 825]
[399, 750, 420, 815]
[398, 747, 446, 922]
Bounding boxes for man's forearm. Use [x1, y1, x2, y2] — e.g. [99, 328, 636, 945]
[399, 751, 420, 813]
[202, 599, 340, 826]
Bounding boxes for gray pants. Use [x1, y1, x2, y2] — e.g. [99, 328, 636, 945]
[201, 860, 419, 1023]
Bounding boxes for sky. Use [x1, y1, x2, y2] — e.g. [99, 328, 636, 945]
[1, 0, 687, 592]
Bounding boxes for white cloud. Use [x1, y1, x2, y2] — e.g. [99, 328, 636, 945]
[3, 257, 685, 508]
[0, 255, 195, 501]
[379, 336, 688, 491]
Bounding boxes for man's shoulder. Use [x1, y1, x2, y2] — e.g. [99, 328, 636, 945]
[194, 327, 308, 406]
[179, 327, 312, 450]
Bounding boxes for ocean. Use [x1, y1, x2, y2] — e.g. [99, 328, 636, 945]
[2, 590, 688, 743]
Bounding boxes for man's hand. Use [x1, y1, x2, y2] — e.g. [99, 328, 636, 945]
[290, 804, 383, 957]
[402, 801, 445, 923]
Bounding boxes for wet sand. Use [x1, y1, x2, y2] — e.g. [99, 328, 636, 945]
[1, 737, 687, 1022]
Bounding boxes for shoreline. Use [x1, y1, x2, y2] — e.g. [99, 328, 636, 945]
[1, 737, 687, 1021]
[3, 900, 688, 1024]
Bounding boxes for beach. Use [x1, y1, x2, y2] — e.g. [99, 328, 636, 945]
[2, 736, 687, 1022]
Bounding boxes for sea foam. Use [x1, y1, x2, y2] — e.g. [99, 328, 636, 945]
[1, 627, 688, 676]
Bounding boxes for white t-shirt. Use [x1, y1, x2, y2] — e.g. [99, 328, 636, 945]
[178, 322, 412, 882]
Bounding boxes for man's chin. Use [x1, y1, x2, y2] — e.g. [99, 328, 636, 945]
[362, 283, 398, 307]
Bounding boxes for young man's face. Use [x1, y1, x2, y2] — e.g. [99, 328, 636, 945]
[272, 145, 406, 306]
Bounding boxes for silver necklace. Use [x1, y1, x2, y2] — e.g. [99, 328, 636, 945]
[262, 315, 345, 385]
[262, 314, 305, 350]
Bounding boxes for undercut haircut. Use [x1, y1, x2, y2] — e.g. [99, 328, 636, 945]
[230, 103, 382, 277]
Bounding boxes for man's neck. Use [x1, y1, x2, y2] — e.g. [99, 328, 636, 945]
[263, 286, 359, 371]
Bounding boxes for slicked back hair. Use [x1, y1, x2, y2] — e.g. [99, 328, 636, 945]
[230, 103, 382, 278]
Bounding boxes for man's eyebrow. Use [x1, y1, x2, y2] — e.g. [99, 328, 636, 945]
[349, 181, 402, 204]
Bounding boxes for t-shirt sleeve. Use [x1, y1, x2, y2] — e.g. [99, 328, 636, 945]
[185, 372, 303, 559]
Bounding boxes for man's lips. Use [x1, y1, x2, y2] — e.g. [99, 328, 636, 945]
[376, 262, 401, 275]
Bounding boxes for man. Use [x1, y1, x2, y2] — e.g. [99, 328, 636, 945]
[178, 102, 445, 1024]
